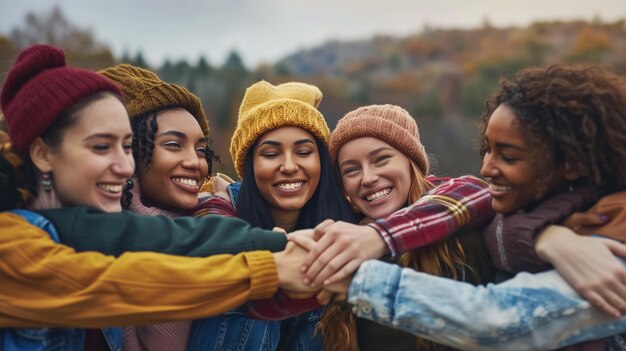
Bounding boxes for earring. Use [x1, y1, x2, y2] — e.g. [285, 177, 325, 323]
[569, 182, 574, 192]
[40, 173, 53, 193]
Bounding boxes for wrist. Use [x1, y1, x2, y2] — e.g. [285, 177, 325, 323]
[366, 225, 388, 258]
[535, 225, 573, 263]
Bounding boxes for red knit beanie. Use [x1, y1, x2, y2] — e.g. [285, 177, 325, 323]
[1, 44, 120, 153]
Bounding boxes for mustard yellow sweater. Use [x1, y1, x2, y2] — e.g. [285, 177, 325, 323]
[0, 212, 278, 328]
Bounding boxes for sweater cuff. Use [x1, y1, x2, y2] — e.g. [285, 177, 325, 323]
[245, 251, 279, 300]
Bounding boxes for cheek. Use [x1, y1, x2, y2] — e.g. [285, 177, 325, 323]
[341, 178, 360, 201]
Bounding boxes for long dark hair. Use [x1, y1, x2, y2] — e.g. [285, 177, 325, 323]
[236, 137, 356, 230]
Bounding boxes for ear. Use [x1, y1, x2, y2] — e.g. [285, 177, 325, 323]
[29, 138, 53, 173]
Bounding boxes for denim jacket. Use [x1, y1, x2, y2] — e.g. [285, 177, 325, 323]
[0, 210, 123, 351]
[348, 259, 626, 351]
[188, 307, 322, 351]
[188, 183, 322, 351]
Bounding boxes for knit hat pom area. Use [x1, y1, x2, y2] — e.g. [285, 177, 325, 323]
[1, 45, 65, 103]
[0, 44, 120, 154]
[99, 64, 210, 138]
[329, 104, 429, 176]
[229, 80, 330, 178]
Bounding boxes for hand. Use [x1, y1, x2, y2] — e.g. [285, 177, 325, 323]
[316, 290, 348, 305]
[272, 241, 314, 293]
[290, 220, 388, 288]
[536, 225, 626, 317]
[212, 174, 232, 202]
[563, 212, 609, 232]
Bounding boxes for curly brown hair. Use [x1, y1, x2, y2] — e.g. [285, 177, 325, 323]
[479, 64, 626, 196]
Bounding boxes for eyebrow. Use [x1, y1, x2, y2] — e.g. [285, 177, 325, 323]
[158, 130, 186, 139]
[259, 138, 315, 147]
[83, 133, 132, 141]
[495, 142, 527, 152]
[339, 146, 394, 168]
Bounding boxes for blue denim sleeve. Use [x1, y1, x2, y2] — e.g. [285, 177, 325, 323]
[348, 260, 626, 351]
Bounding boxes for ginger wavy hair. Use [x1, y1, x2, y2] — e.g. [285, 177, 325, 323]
[317, 160, 478, 351]
[479, 64, 626, 197]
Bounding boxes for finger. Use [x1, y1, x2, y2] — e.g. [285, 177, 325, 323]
[310, 251, 354, 288]
[316, 290, 334, 305]
[584, 290, 620, 318]
[305, 236, 346, 285]
[608, 241, 626, 259]
[288, 234, 317, 251]
[302, 233, 337, 277]
[273, 226, 287, 234]
[313, 219, 336, 241]
[324, 260, 361, 286]
[332, 293, 348, 302]
[596, 288, 626, 317]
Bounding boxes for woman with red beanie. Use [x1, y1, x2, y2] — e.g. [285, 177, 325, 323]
[0, 44, 316, 350]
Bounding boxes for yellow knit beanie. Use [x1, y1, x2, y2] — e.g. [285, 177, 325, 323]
[329, 104, 429, 176]
[100, 64, 210, 137]
[230, 80, 330, 178]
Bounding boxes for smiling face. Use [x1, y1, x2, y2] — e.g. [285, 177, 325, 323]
[480, 104, 567, 214]
[43, 93, 135, 212]
[137, 108, 209, 210]
[252, 126, 321, 221]
[337, 136, 413, 219]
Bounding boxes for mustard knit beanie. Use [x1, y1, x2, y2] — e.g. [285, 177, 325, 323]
[230, 80, 330, 178]
[100, 64, 210, 137]
[329, 104, 429, 176]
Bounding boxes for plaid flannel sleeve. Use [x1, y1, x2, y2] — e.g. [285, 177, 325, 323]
[369, 175, 494, 256]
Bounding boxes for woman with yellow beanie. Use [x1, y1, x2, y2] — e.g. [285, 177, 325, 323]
[188, 81, 357, 351]
[0, 45, 315, 350]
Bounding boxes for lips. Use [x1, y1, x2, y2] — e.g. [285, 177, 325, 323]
[97, 183, 124, 194]
[171, 177, 199, 193]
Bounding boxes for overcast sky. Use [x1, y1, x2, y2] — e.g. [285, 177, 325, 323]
[2, 0, 625, 67]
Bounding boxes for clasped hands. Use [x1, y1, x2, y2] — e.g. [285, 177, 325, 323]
[274, 220, 388, 304]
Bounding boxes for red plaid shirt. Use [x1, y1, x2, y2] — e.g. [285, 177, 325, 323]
[370, 175, 494, 256]
[248, 175, 494, 320]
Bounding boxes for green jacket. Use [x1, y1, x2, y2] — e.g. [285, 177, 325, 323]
[36, 206, 288, 257]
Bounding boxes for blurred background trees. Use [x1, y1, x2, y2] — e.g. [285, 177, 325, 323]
[2, 6, 625, 177]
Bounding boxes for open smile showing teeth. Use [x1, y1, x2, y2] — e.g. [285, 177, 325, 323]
[172, 177, 198, 187]
[490, 184, 512, 192]
[276, 182, 304, 191]
[97, 184, 123, 193]
[365, 188, 391, 202]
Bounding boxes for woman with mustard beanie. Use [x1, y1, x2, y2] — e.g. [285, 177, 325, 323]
[98, 64, 236, 351]
[0, 45, 316, 350]
[188, 80, 356, 351]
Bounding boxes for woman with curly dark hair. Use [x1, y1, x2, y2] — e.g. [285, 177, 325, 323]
[317, 64, 626, 350]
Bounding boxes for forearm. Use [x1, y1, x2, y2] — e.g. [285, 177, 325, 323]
[246, 292, 321, 321]
[38, 206, 287, 256]
[483, 187, 595, 274]
[371, 176, 493, 256]
[348, 260, 626, 351]
[0, 214, 278, 328]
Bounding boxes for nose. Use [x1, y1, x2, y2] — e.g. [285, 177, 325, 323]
[112, 150, 135, 178]
[280, 154, 298, 175]
[480, 152, 498, 179]
[181, 147, 202, 171]
[361, 166, 379, 187]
